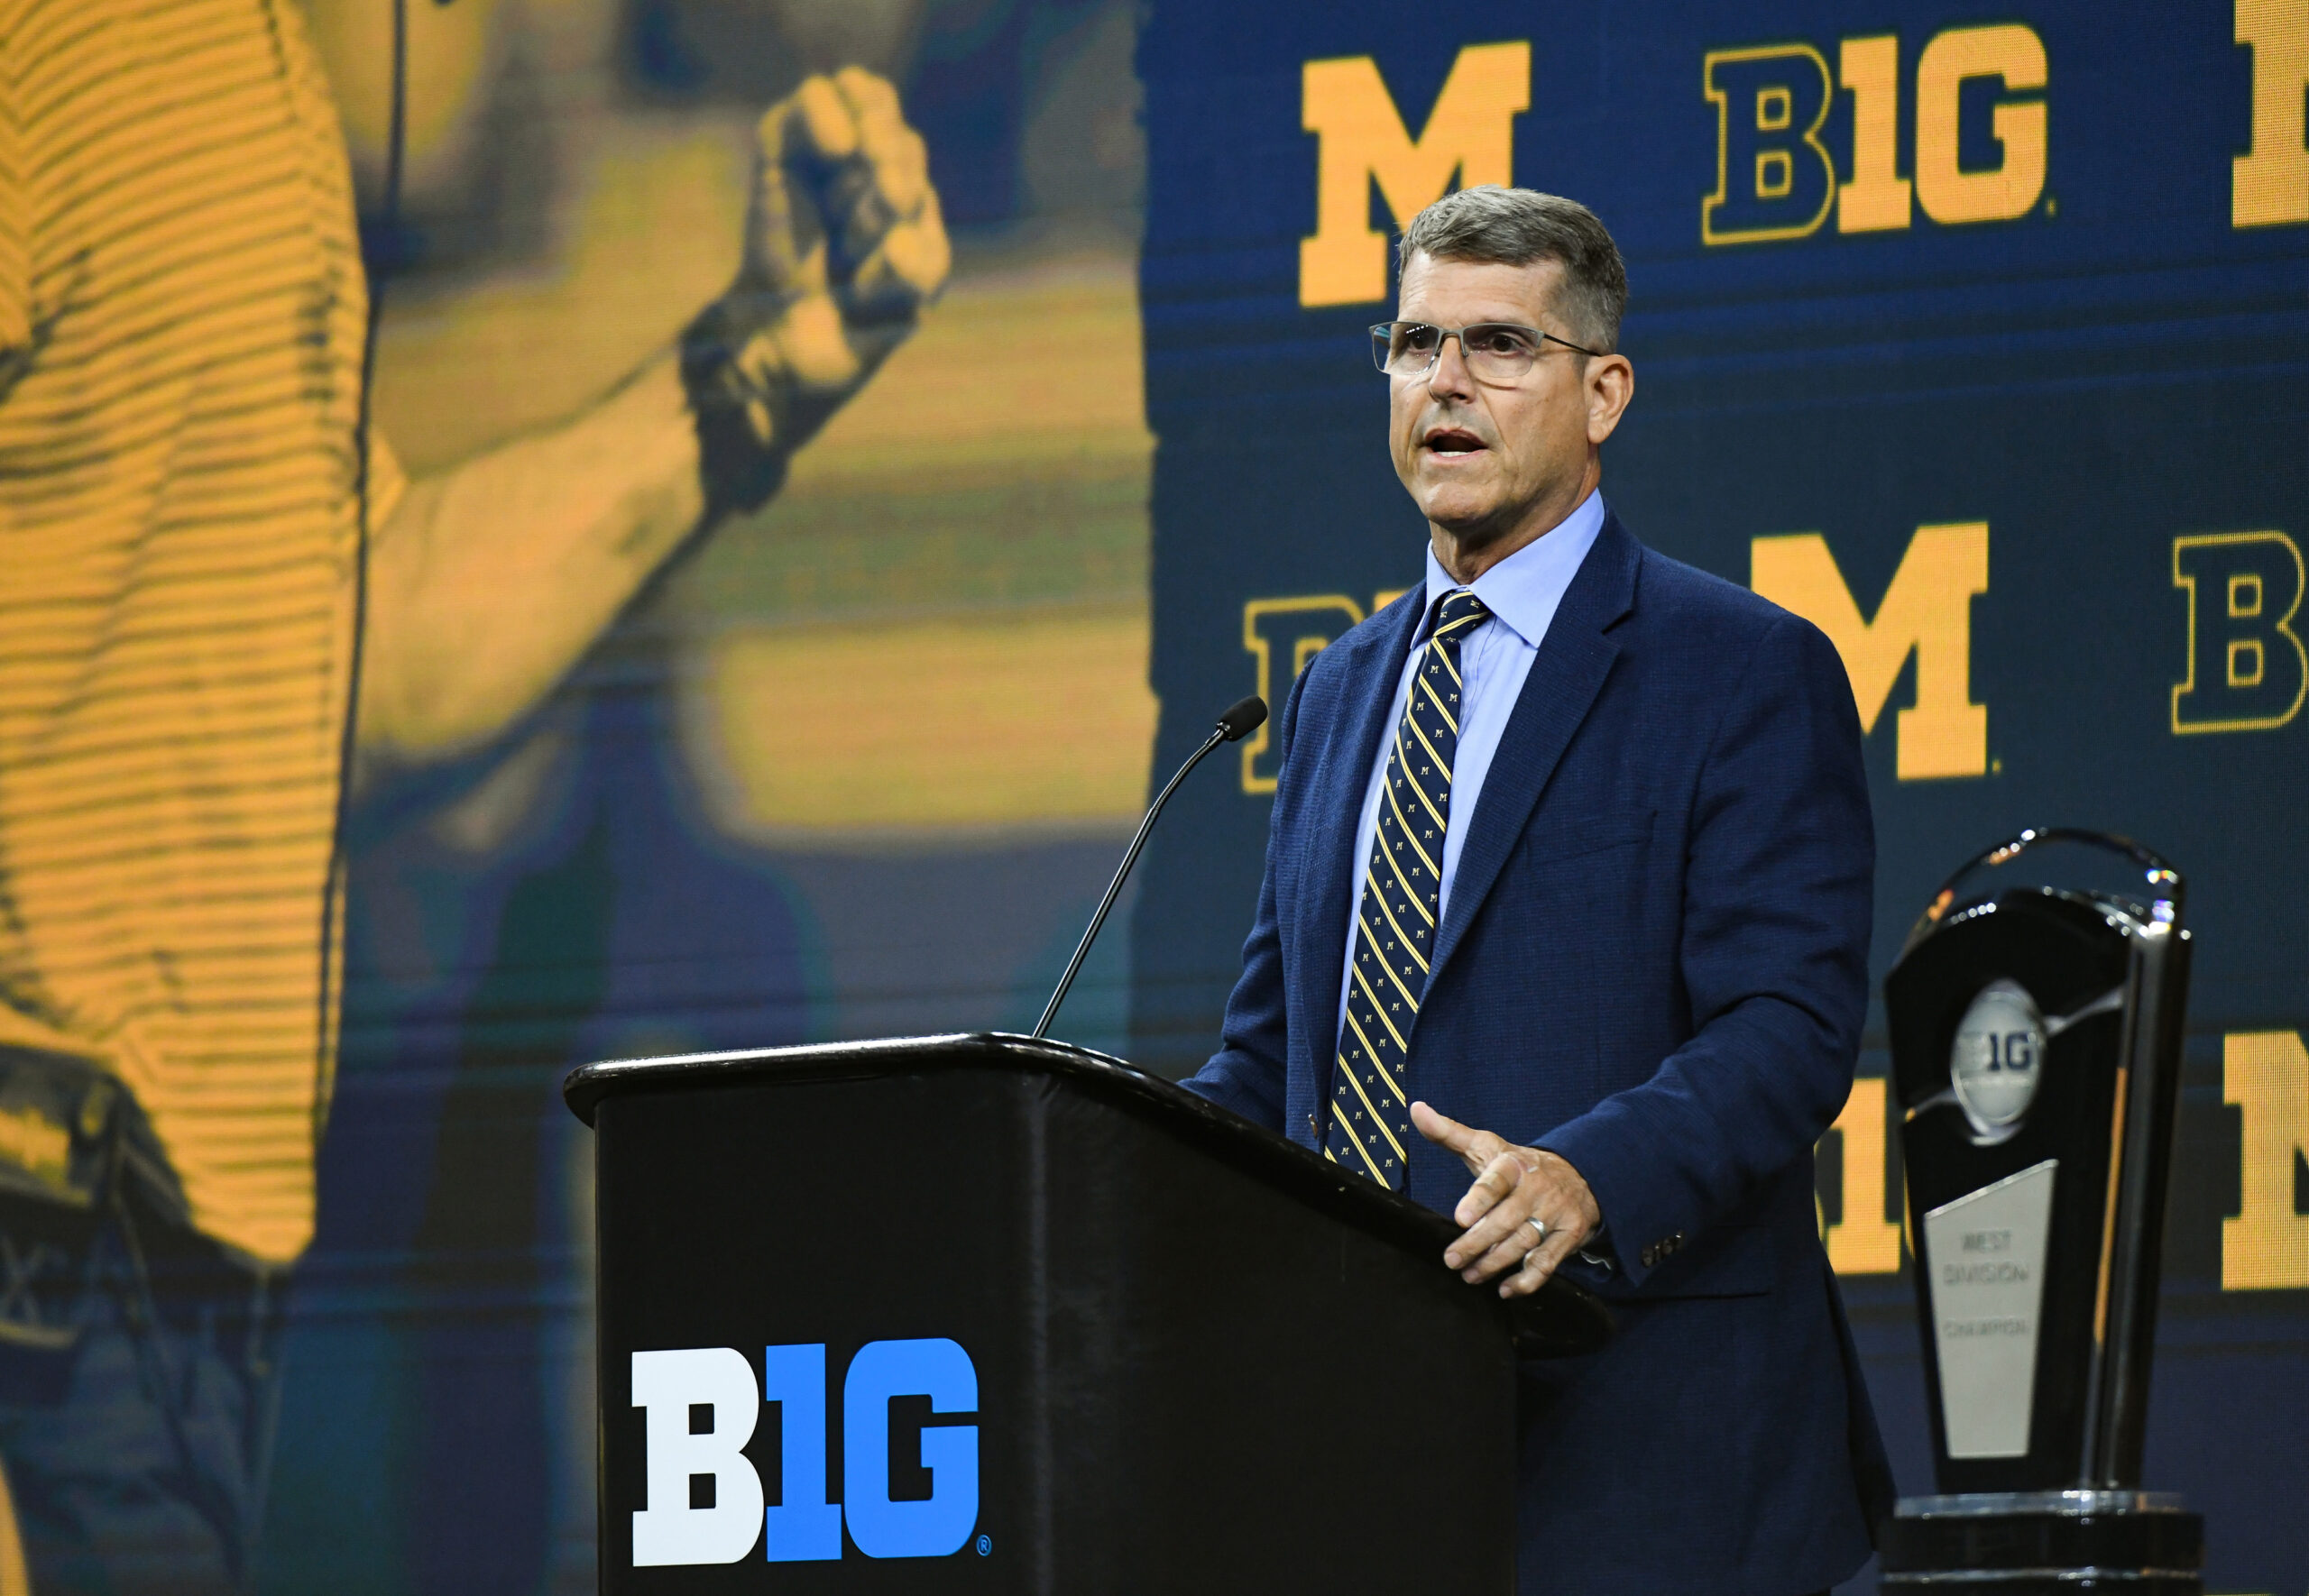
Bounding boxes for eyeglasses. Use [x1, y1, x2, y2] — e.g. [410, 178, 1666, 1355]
[1369, 321, 1600, 382]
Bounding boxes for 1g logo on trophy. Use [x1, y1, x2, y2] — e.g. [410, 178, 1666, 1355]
[1949, 978, 2045, 1144]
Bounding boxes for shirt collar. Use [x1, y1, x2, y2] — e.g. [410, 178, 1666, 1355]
[1419, 488, 1608, 649]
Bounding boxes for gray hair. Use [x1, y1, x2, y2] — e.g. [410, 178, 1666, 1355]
[1397, 186, 1628, 354]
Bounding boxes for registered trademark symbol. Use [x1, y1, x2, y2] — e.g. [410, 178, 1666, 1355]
[975, 1534, 992, 1556]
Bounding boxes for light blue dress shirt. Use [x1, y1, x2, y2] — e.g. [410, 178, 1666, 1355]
[1333, 489, 1607, 1047]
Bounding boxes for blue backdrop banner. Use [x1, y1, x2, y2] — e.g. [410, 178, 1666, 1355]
[1128, 5, 2309, 1590]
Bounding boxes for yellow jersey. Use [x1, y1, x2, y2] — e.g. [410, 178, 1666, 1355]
[0, 0, 404, 1264]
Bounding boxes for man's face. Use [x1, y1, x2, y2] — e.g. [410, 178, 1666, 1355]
[1388, 252, 1600, 546]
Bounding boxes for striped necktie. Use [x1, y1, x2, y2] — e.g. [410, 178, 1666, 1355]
[1326, 587, 1489, 1188]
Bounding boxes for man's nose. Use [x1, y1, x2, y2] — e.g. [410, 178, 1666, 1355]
[1426, 332, 1476, 399]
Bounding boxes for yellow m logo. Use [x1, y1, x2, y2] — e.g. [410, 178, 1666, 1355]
[2223, 1031, 2309, 1290]
[2234, 0, 2309, 228]
[1751, 524, 1989, 781]
[1298, 42, 1531, 307]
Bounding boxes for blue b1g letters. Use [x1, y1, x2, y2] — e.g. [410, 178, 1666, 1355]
[630, 1336, 981, 1566]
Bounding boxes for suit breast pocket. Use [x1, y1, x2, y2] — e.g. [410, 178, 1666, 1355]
[1512, 808, 1657, 958]
[1527, 809, 1656, 865]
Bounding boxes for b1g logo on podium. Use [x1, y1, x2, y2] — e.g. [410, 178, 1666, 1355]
[630, 1338, 980, 1566]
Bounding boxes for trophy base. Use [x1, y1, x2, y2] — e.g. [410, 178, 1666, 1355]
[1880, 1491, 2203, 1593]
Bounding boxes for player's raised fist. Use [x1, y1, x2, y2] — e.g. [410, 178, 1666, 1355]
[685, 68, 950, 497]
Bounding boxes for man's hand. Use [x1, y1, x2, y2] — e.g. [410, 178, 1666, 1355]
[1412, 1101, 1602, 1298]
[686, 68, 951, 501]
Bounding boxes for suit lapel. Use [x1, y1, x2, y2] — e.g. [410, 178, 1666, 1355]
[1427, 516, 1642, 986]
[1296, 590, 1427, 1077]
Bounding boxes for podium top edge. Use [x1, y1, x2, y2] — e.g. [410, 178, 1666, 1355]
[562, 1032, 1613, 1360]
[562, 1032, 1143, 1125]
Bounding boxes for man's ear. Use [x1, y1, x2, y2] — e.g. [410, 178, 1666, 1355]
[1585, 353, 1634, 446]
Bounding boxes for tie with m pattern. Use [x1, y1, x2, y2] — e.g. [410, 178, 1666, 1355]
[1326, 586, 1490, 1188]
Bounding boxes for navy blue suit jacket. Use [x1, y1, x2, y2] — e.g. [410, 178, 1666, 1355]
[1185, 514, 1894, 1595]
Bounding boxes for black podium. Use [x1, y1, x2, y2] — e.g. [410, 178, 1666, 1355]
[565, 1032, 1611, 1592]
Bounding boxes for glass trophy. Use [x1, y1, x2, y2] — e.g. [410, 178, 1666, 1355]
[1876, 830, 2203, 1594]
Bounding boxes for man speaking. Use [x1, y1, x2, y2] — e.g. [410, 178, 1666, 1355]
[1182, 187, 1893, 1593]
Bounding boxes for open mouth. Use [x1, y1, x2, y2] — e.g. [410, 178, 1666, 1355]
[1423, 427, 1486, 456]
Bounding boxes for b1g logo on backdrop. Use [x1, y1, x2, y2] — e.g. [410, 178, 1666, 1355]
[630, 1338, 980, 1566]
[1704, 24, 2049, 245]
[1707, 5, 2309, 243]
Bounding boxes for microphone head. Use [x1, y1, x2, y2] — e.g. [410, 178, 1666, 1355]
[1216, 695, 1268, 742]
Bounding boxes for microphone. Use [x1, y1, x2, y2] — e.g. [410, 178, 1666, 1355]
[1031, 695, 1268, 1041]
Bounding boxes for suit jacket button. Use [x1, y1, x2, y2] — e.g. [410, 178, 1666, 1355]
[1640, 1245, 1658, 1269]
[1667, 1232, 1685, 1254]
